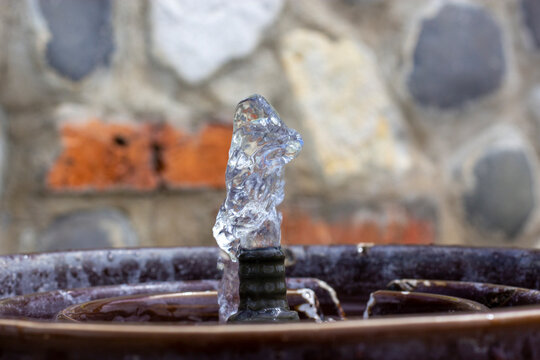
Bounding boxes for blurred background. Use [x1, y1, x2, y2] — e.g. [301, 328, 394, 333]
[0, 0, 539, 254]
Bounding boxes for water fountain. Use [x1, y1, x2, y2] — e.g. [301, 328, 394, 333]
[0, 96, 538, 358]
[213, 94, 302, 323]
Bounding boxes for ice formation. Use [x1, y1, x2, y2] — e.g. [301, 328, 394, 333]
[213, 94, 303, 321]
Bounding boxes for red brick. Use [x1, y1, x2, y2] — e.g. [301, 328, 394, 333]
[47, 119, 232, 191]
[282, 209, 435, 245]
[158, 123, 231, 189]
[47, 120, 158, 191]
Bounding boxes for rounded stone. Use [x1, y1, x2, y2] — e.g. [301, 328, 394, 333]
[37, 0, 114, 81]
[37, 209, 138, 252]
[281, 29, 411, 183]
[529, 85, 540, 122]
[522, 0, 540, 48]
[407, 3, 505, 109]
[463, 148, 535, 240]
[150, 0, 283, 84]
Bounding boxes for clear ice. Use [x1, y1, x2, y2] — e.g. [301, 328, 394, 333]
[213, 94, 303, 322]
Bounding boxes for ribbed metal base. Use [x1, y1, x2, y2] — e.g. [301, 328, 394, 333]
[227, 246, 299, 323]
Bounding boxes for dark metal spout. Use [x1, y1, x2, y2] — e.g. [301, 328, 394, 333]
[227, 246, 299, 323]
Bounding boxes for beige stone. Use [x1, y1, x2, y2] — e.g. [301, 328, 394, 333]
[281, 29, 410, 184]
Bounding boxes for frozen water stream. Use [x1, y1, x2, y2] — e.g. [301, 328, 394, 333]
[213, 94, 303, 322]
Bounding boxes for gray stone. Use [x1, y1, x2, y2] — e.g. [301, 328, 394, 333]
[37, 209, 138, 251]
[150, 0, 283, 84]
[529, 85, 540, 122]
[456, 128, 536, 240]
[523, 0, 540, 48]
[408, 3, 505, 109]
[37, 0, 114, 81]
[464, 150, 534, 240]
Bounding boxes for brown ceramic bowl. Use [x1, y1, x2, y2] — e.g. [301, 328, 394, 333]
[0, 245, 538, 359]
[54, 290, 324, 323]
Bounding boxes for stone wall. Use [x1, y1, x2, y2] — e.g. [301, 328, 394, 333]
[0, 0, 539, 254]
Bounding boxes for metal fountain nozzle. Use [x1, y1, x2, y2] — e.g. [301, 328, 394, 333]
[228, 246, 299, 323]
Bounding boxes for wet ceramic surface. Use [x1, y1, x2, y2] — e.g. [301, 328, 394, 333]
[0, 245, 538, 359]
